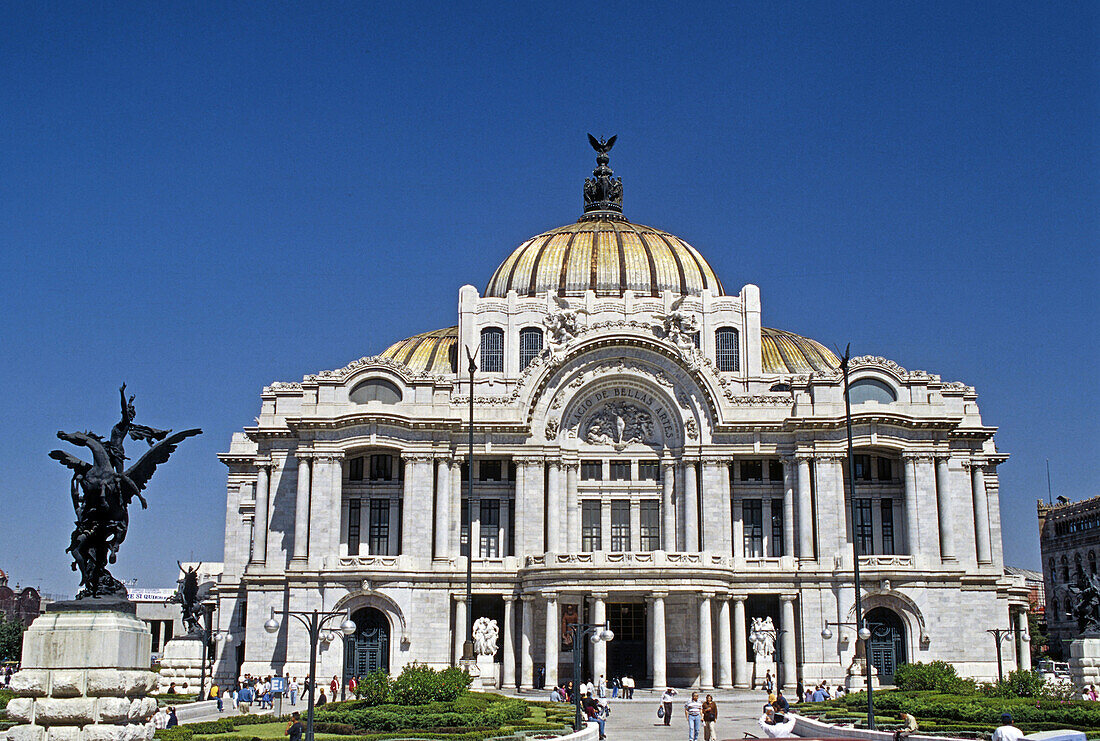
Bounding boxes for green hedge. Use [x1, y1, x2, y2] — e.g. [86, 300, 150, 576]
[349, 665, 472, 707]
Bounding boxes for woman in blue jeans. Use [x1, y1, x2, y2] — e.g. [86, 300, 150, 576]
[684, 691, 703, 741]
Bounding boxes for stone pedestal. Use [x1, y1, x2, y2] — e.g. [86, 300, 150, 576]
[475, 655, 500, 689]
[844, 659, 880, 692]
[4, 604, 159, 741]
[157, 638, 205, 694]
[1069, 636, 1100, 688]
[752, 659, 777, 690]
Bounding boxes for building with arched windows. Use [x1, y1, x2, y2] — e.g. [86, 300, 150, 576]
[214, 142, 1030, 690]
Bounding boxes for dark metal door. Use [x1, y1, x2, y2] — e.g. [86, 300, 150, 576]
[606, 602, 647, 683]
[345, 609, 390, 677]
[866, 608, 906, 684]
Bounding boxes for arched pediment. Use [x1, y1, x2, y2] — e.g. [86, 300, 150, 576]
[848, 588, 930, 647]
[334, 587, 409, 644]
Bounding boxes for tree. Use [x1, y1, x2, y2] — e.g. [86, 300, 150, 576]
[0, 613, 26, 663]
[1028, 611, 1049, 664]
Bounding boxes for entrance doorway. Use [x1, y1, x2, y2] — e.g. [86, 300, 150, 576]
[345, 607, 390, 677]
[606, 602, 647, 683]
[866, 607, 906, 684]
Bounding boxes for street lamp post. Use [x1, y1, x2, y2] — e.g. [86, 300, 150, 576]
[196, 603, 229, 701]
[987, 627, 1029, 683]
[461, 345, 479, 663]
[264, 608, 356, 741]
[566, 622, 614, 732]
[840, 347, 875, 729]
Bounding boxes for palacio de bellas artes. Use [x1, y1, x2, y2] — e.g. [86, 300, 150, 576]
[213, 138, 1029, 693]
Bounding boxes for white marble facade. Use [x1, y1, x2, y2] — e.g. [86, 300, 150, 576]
[212, 193, 1030, 690]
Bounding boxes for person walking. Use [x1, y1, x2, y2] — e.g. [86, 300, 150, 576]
[289, 677, 299, 706]
[660, 687, 677, 726]
[684, 691, 704, 741]
[284, 712, 303, 741]
[625, 675, 634, 699]
[330, 676, 339, 699]
[702, 694, 719, 741]
[166, 708, 179, 728]
[764, 670, 774, 693]
[597, 675, 607, 698]
[210, 682, 222, 712]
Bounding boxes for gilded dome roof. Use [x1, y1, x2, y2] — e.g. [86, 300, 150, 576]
[485, 218, 724, 298]
[761, 328, 839, 374]
[380, 326, 457, 375]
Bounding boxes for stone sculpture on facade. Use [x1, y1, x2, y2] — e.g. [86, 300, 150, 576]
[751, 616, 777, 660]
[544, 293, 586, 353]
[49, 386, 201, 600]
[656, 295, 700, 350]
[472, 617, 499, 656]
[1067, 571, 1100, 634]
[583, 402, 654, 449]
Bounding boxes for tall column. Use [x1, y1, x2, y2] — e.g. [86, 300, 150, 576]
[503, 596, 517, 687]
[545, 593, 559, 687]
[250, 461, 270, 566]
[732, 596, 749, 688]
[500, 496, 510, 556]
[779, 595, 797, 692]
[593, 594, 607, 683]
[781, 458, 796, 559]
[470, 496, 481, 559]
[651, 593, 667, 688]
[454, 595, 467, 665]
[970, 461, 992, 564]
[566, 463, 580, 552]
[935, 457, 957, 561]
[450, 457, 463, 556]
[796, 455, 814, 560]
[903, 455, 920, 557]
[629, 499, 641, 552]
[701, 460, 732, 555]
[547, 462, 562, 552]
[434, 458, 452, 559]
[291, 451, 312, 564]
[312, 453, 344, 566]
[387, 496, 401, 555]
[684, 460, 700, 552]
[600, 500, 612, 552]
[762, 497, 773, 557]
[520, 595, 535, 689]
[1015, 609, 1031, 672]
[717, 596, 733, 689]
[403, 455, 436, 561]
[698, 593, 714, 689]
[662, 460, 676, 551]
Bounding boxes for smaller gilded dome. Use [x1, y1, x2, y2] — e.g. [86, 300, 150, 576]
[380, 327, 457, 375]
[761, 328, 839, 374]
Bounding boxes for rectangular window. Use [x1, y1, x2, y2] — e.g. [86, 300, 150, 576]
[768, 459, 783, 482]
[880, 498, 895, 555]
[480, 499, 500, 558]
[855, 499, 874, 555]
[520, 328, 543, 370]
[638, 461, 660, 481]
[369, 454, 393, 481]
[877, 456, 893, 481]
[581, 500, 602, 552]
[368, 499, 390, 555]
[349, 456, 364, 481]
[770, 497, 784, 557]
[639, 500, 660, 551]
[743, 498, 763, 557]
[609, 461, 631, 481]
[610, 501, 630, 551]
[581, 460, 603, 481]
[740, 460, 763, 481]
[608, 603, 646, 641]
[853, 454, 872, 481]
[348, 499, 361, 556]
[479, 460, 502, 481]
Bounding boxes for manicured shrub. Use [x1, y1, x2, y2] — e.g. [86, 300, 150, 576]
[154, 728, 194, 741]
[893, 661, 977, 694]
[354, 669, 392, 705]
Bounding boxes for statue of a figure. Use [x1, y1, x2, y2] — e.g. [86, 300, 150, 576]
[472, 616, 499, 656]
[544, 293, 586, 351]
[166, 562, 215, 635]
[49, 386, 201, 600]
[1066, 571, 1100, 634]
[751, 616, 777, 661]
[655, 295, 700, 350]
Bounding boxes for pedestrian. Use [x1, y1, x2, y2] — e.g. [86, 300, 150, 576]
[611, 677, 619, 699]
[289, 676, 299, 706]
[583, 693, 607, 740]
[810, 683, 828, 702]
[316, 689, 328, 707]
[153, 708, 169, 730]
[702, 694, 719, 741]
[893, 712, 919, 741]
[285, 711, 303, 741]
[330, 675, 339, 698]
[684, 691, 704, 741]
[166, 707, 179, 728]
[660, 687, 677, 726]
[764, 670, 774, 693]
[210, 682, 222, 712]
[626, 675, 635, 699]
[774, 689, 790, 714]
[597, 674, 607, 698]
[348, 675, 358, 698]
[168, 682, 177, 696]
[992, 713, 1024, 741]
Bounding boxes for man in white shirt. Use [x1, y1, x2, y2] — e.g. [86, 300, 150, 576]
[684, 692, 704, 741]
[992, 713, 1025, 741]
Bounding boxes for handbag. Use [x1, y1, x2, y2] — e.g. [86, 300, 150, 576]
[657, 705, 666, 719]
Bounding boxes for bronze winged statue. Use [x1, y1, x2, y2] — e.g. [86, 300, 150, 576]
[49, 386, 201, 600]
[587, 133, 616, 154]
[166, 561, 215, 635]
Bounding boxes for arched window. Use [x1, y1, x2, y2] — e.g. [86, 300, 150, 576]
[519, 327, 543, 370]
[1049, 558, 1056, 583]
[716, 327, 740, 372]
[480, 327, 504, 373]
[1062, 555, 1070, 582]
[848, 378, 898, 404]
[349, 378, 402, 404]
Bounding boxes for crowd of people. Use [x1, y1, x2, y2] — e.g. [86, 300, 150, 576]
[546, 674, 637, 702]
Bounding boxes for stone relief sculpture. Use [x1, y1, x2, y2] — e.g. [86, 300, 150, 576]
[751, 616, 777, 660]
[472, 616, 500, 656]
[544, 293, 586, 352]
[655, 295, 700, 350]
[49, 385, 202, 600]
[583, 401, 654, 449]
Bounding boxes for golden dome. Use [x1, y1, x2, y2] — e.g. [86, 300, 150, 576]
[485, 217, 724, 298]
[761, 328, 839, 374]
[380, 326, 457, 375]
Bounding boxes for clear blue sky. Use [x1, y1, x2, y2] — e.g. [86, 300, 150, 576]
[1, 2, 1096, 594]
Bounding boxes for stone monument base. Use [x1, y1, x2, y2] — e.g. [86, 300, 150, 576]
[844, 659, 880, 692]
[475, 655, 500, 690]
[752, 659, 777, 690]
[1069, 635, 1100, 689]
[157, 638, 206, 694]
[4, 604, 159, 741]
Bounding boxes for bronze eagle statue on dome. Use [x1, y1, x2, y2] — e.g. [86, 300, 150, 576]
[49, 385, 201, 600]
[588, 133, 616, 154]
